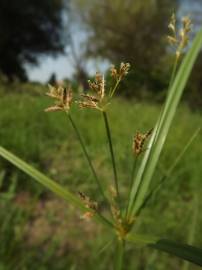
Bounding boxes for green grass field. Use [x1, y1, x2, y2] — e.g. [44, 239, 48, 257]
[0, 84, 202, 269]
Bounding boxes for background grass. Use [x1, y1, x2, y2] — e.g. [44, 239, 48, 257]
[0, 84, 202, 269]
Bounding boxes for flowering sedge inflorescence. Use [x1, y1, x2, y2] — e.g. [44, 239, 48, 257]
[78, 72, 106, 110]
[45, 63, 131, 222]
[110, 62, 130, 81]
[45, 84, 73, 112]
[78, 62, 130, 111]
[44, 15, 192, 237]
[132, 129, 153, 156]
[78, 191, 98, 220]
[45, 62, 130, 113]
[167, 14, 192, 60]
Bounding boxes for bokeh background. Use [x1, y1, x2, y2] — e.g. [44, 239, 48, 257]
[0, 0, 202, 269]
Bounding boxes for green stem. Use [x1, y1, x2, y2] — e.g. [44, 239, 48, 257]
[67, 113, 107, 202]
[169, 57, 178, 88]
[110, 79, 121, 98]
[102, 111, 120, 201]
[114, 240, 125, 270]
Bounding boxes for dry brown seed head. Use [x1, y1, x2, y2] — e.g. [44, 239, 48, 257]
[133, 129, 153, 155]
[78, 100, 98, 109]
[78, 191, 98, 211]
[45, 85, 73, 112]
[119, 62, 130, 79]
[81, 211, 94, 220]
[44, 105, 63, 112]
[168, 13, 192, 59]
[167, 36, 178, 46]
[88, 80, 99, 92]
[80, 94, 99, 103]
[95, 72, 103, 84]
[110, 65, 118, 79]
[168, 13, 176, 34]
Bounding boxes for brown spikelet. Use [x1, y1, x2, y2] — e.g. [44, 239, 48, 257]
[110, 63, 130, 81]
[78, 191, 98, 211]
[45, 85, 73, 112]
[168, 13, 192, 59]
[79, 73, 106, 111]
[133, 129, 153, 155]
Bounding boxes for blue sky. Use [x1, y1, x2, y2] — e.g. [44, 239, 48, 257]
[26, 0, 201, 83]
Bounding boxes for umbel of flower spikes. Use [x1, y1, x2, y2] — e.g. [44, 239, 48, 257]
[78, 62, 130, 110]
[78, 72, 106, 111]
[45, 84, 73, 112]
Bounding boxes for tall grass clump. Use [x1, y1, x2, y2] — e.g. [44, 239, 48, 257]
[1, 15, 202, 269]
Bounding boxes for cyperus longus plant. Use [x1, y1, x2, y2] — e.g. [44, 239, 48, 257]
[0, 15, 202, 269]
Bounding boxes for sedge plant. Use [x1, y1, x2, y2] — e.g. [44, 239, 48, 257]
[1, 15, 202, 269]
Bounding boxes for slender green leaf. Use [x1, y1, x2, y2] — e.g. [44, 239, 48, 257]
[135, 127, 201, 215]
[128, 28, 202, 217]
[127, 234, 202, 266]
[149, 240, 202, 266]
[0, 146, 113, 229]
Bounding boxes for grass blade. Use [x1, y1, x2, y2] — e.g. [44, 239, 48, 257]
[128, 28, 202, 217]
[0, 146, 113, 229]
[149, 240, 202, 266]
[126, 234, 202, 266]
[135, 127, 201, 215]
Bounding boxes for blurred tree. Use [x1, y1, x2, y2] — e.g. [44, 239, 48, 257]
[73, 0, 178, 96]
[48, 73, 57, 85]
[0, 0, 66, 81]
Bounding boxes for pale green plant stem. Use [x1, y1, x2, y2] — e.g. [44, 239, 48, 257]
[67, 113, 107, 201]
[169, 55, 179, 88]
[110, 79, 121, 98]
[102, 111, 120, 204]
[114, 240, 125, 270]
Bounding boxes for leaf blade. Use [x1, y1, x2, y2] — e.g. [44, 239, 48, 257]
[128, 28, 202, 217]
[126, 234, 202, 266]
[0, 146, 113, 229]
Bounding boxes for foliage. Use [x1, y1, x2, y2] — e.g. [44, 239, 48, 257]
[72, 0, 177, 95]
[1, 25, 202, 269]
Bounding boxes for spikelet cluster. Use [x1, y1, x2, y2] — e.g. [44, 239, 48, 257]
[168, 14, 192, 59]
[132, 129, 153, 156]
[78, 191, 98, 220]
[78, 73, 106, 111]
[110, 62, 130, 81]
[45, 84, 73, 112]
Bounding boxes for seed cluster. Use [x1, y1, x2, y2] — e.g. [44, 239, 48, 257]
[133, 129, 153, 156]
[45, 84, 73, 112]
[167, 14, 192, 59]
[78, 191, 98, 220]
